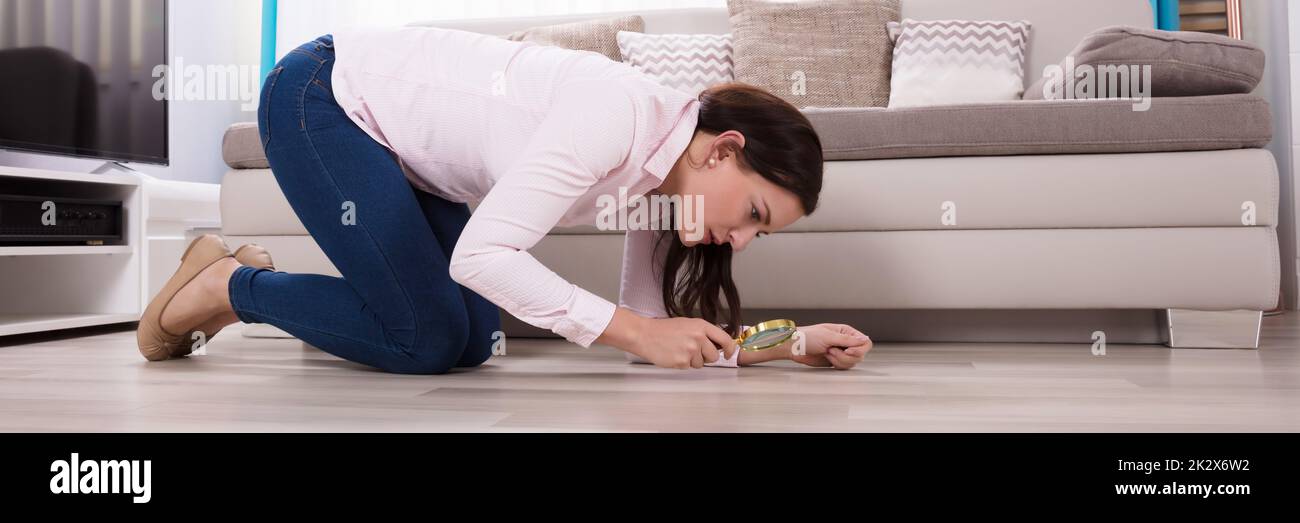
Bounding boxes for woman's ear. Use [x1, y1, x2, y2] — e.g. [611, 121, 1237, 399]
[712, 130, 746, 164]
[719, 130, 746, 149]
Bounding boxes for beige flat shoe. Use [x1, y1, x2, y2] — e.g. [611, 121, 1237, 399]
[137, 235, 234, 362]
[173, 243, 277, 358]
[232, 243, 275, 272]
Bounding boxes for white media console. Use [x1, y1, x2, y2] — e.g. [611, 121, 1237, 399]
[0, 165, 221, 336]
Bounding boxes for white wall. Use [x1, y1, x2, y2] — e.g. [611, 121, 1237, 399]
[1270, 0, 1300, 310]
[0, 0, 261, 184]
[1231, 0, 1299, 311]
[274, 0, 723, 59]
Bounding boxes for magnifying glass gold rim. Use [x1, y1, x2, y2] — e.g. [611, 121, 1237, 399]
[734, 319, 797, 352]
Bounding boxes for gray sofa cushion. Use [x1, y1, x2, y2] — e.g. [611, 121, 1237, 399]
[804, 94, 1271, 161]
[222, 121, 268, 169]
[1025, 25, 1265, 100]
[225, 95, 1272, 167]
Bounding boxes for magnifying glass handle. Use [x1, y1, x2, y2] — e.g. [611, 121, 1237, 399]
[713, 338, 742, 353]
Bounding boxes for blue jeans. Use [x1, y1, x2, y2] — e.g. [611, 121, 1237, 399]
[235, 34, 500, 374]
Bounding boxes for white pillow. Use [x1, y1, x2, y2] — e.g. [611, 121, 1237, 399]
[886, 19, 1032, 108]
[617, 31, 734, 96]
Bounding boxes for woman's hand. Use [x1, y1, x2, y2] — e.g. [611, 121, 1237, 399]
[786, 323, 872, 370]
[602, 309, 738, 369]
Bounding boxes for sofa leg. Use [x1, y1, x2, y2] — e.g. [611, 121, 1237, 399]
[1164, 309, 1263, 349]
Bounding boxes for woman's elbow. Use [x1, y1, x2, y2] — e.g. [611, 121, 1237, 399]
[447, 248, 477, 287]
[448, 242, 515, 290]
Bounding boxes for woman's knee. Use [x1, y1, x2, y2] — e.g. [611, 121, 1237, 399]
[455, 318, 501, 369]
[455, 344, 492, 369]
[385, 312, 470, 375]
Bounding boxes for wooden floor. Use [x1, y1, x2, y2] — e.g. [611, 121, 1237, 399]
[1, 313, 1297, 432]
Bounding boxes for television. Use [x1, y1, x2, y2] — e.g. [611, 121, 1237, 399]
[0, 0, 168, 165]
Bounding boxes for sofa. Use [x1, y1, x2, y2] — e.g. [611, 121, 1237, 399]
[220, 0, 1281, 349]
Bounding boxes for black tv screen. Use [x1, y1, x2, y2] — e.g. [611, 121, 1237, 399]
[0, 0, 168, 165]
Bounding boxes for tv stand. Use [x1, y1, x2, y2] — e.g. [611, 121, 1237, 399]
[0, 164, 220, 336]
[89, 161, 143, 176]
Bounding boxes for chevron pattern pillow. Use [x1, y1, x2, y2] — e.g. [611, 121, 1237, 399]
[886, 19, 1032, 108]
[617, 32, 733, 97]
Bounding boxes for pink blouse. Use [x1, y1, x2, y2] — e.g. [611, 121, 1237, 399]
[330, 26, 739, 367]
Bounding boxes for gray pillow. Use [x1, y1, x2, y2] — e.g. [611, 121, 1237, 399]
[728, 0, 900, 109]
[1025, 25, 1265, 100]
[505, 15, 644, 62]
[222, 122, 268, 169]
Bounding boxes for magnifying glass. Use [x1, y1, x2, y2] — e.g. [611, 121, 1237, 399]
[733, 319, 798, 352]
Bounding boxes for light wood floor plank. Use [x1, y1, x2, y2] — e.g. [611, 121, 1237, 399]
[1, 314, 1297, 432]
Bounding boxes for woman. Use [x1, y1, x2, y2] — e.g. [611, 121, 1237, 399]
[137, 27, 873, 374]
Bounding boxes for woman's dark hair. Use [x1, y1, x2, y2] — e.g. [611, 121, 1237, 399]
[654, 82, 824, 337]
